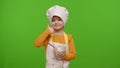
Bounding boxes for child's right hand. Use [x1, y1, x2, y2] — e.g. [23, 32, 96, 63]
[48, 24, 54, 33]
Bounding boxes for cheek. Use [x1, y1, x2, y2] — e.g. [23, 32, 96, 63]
[59, 22, 64, 26]
[51, 22, 55, 25]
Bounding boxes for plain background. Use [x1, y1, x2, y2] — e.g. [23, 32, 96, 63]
[0, 0, 120, 68]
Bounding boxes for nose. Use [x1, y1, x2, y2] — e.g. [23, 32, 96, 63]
[55, 20, 59, 23]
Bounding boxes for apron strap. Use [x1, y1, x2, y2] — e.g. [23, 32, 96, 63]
[49, 34, 53, 41]
[64, 32, 68, 44]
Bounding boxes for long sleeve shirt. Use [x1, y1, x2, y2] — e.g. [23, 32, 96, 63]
[34, 29, 76, 60]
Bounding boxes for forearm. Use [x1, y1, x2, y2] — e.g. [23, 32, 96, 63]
[61, 37, 76, 60]
[61, 52, 76, 60]
[34, 28, 51, 47]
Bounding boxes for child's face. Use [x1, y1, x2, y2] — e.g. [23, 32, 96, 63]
[51, 16, 64, 31]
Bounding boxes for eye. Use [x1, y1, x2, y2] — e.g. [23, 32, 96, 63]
[58, 18, 62, 21]
[52, 19, 55, 22]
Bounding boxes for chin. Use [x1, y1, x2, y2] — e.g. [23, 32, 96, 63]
[53, 27, 63, 31]
[54, 28, 61, 31]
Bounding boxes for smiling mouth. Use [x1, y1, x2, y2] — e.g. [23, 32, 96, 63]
[54, 25, 60, 27]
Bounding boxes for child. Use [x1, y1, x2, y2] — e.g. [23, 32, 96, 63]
[34, 5, 76, 68]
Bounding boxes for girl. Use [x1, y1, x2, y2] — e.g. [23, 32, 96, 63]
[34, 5, 76, 68]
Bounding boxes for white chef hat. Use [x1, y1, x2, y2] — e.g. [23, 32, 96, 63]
[46, 5, 69, 24]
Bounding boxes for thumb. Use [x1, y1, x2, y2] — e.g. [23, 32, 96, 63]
[48, 25, 54, 33]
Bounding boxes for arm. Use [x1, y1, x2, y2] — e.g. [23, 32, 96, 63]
[34, 28, 51, 48]
[61, 36, 76, 60]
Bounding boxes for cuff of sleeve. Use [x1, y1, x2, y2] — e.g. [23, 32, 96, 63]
[61, 54, 68, 60]
[44, 28, 51, 35]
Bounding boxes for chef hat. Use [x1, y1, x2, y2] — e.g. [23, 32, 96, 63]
[46, 5, 69, 24]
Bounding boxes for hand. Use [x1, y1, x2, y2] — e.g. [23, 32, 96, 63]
[54, 48, 66, 57]
[48, 24, 54, 33]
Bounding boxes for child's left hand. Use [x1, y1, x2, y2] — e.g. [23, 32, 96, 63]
[54, 48, 66, 57]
